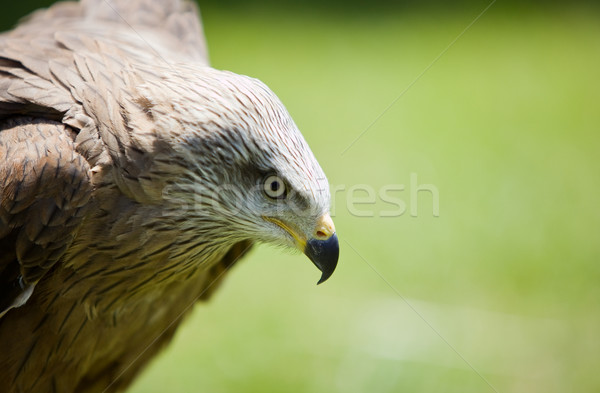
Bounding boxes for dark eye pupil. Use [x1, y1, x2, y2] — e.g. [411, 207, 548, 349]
[270, 181, 280, 192]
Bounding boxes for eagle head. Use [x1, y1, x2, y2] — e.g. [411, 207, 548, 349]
[137, 65, 339, 283]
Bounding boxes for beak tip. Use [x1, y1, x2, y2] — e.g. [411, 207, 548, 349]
[316, 273, 331, 285]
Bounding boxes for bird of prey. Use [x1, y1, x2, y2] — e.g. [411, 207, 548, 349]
[0, 0, 339, 392]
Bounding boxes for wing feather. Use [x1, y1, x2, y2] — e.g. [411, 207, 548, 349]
[0, 117, 93, 316]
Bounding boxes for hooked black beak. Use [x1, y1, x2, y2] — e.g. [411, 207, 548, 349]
[263, 213, 339, 284]
[305, 233, 339, 284]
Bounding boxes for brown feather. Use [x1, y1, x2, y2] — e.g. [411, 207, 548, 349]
[0, 1, 253, 392]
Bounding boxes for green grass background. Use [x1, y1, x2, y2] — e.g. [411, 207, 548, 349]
[4, 2, 600, 392]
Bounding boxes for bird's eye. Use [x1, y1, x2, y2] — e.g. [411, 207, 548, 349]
[263, 175, 287, 199]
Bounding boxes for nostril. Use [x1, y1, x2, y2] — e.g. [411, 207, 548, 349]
[316, 230, 327, 239]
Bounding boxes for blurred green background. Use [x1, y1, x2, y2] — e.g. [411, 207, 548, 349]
[3, 1, 600, 392]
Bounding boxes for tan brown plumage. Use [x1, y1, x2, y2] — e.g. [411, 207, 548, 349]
[0, 1, 339, 392]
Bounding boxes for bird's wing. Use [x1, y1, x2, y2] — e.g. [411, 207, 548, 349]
[0, 117, 93, 317]
[13, 0, 209, 64]
[0, 0, 209, 201]
[0, 0, 209, 124]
